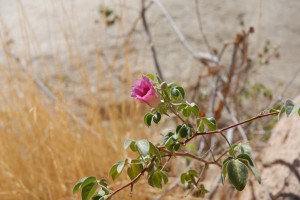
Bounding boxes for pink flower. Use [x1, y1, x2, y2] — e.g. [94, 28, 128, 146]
[131, 76, 161, 107]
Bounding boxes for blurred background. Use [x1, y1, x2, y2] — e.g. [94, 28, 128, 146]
[0, 0, 299, 199]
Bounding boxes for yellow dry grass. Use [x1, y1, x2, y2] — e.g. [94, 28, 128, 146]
[0, 1, 159, 199]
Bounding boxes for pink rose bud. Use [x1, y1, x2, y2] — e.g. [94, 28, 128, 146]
[131, 76, 161, 107]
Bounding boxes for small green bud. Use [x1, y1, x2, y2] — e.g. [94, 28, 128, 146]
[160, 82, 168, 90]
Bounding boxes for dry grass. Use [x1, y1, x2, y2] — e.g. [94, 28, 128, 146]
[0, 1, 160, 199]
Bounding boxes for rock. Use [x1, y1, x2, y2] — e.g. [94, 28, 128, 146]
[239, 96, 300, 200]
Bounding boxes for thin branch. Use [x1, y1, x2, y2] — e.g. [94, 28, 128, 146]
[151, 0, 218, 63]
[141, 0, 164, 80]
[195, 0, 213, 54]
[104, 156, 157, 200]
[184, 111, 279, 144]
[220, 132, 231, 148]
[159, 148, 222, 167]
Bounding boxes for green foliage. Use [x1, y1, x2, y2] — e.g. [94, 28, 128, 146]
[181, 169, 198, 188]
[74, 75, 300, 200]
[176, 124, 192, 138]
[222, 143, 260, 191]
[144, 113, 162, 127]
[196, 117, 217, 132]
[277, 99, 300, 120]
[148, 170, 168, 188]
[177, 102, 199, 117]
[227, 160, 248, 191]
[127, 161, 144, 180]
[109, 160, 127, 180]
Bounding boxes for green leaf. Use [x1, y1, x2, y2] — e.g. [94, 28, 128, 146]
[149, 142, 161, 160]
[163, 132, 175, 144]
[160, 171, 168, 184]
[177, 103, 187, 112]
[180, 173, 187, 184]
[136, 140, 150, 156]
[124, 139, 134, 149]
[240, 144, 252, 156]
[148, 172, 163, 188]
[153, 113, 161, 124]
[109, 160, 126, 180]
[237, 154, 261, 184]
[81, 182, 98, 200]
[188, 169, 198, 177]
[173, 142, 180, 151]
[99, 179, 108, 187]
[144, 113, 153, 127]
[227, 160, 248, 191]
[290, 104, 300, 116]
[229, 144, 239, 157]
[284, 99, 295, 117]
[176, 86, 185, 98]
[178, 125, 189, 138]
[146, 73, 155, 81]
[202, 117, 217, 131]
[189, 103, 199, 116]
[183, 107, 191, 117]
[81, 176, 97, 189]
[223, 156, 234, 165]
[129, 141, 138, 152]
[221, 160, 229, 184]
[171, 88, 180, 97]
[196, 119, 205, 132]
[127, 163, 143, 180]
[73, 177, 91, 194]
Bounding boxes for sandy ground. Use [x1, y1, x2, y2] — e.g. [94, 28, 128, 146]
[1, 0, 300, 98]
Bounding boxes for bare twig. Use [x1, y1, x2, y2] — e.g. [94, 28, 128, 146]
[141, 0, 164, 80]
[151, 0, 218, 63]
[195, 0, 213, 54]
